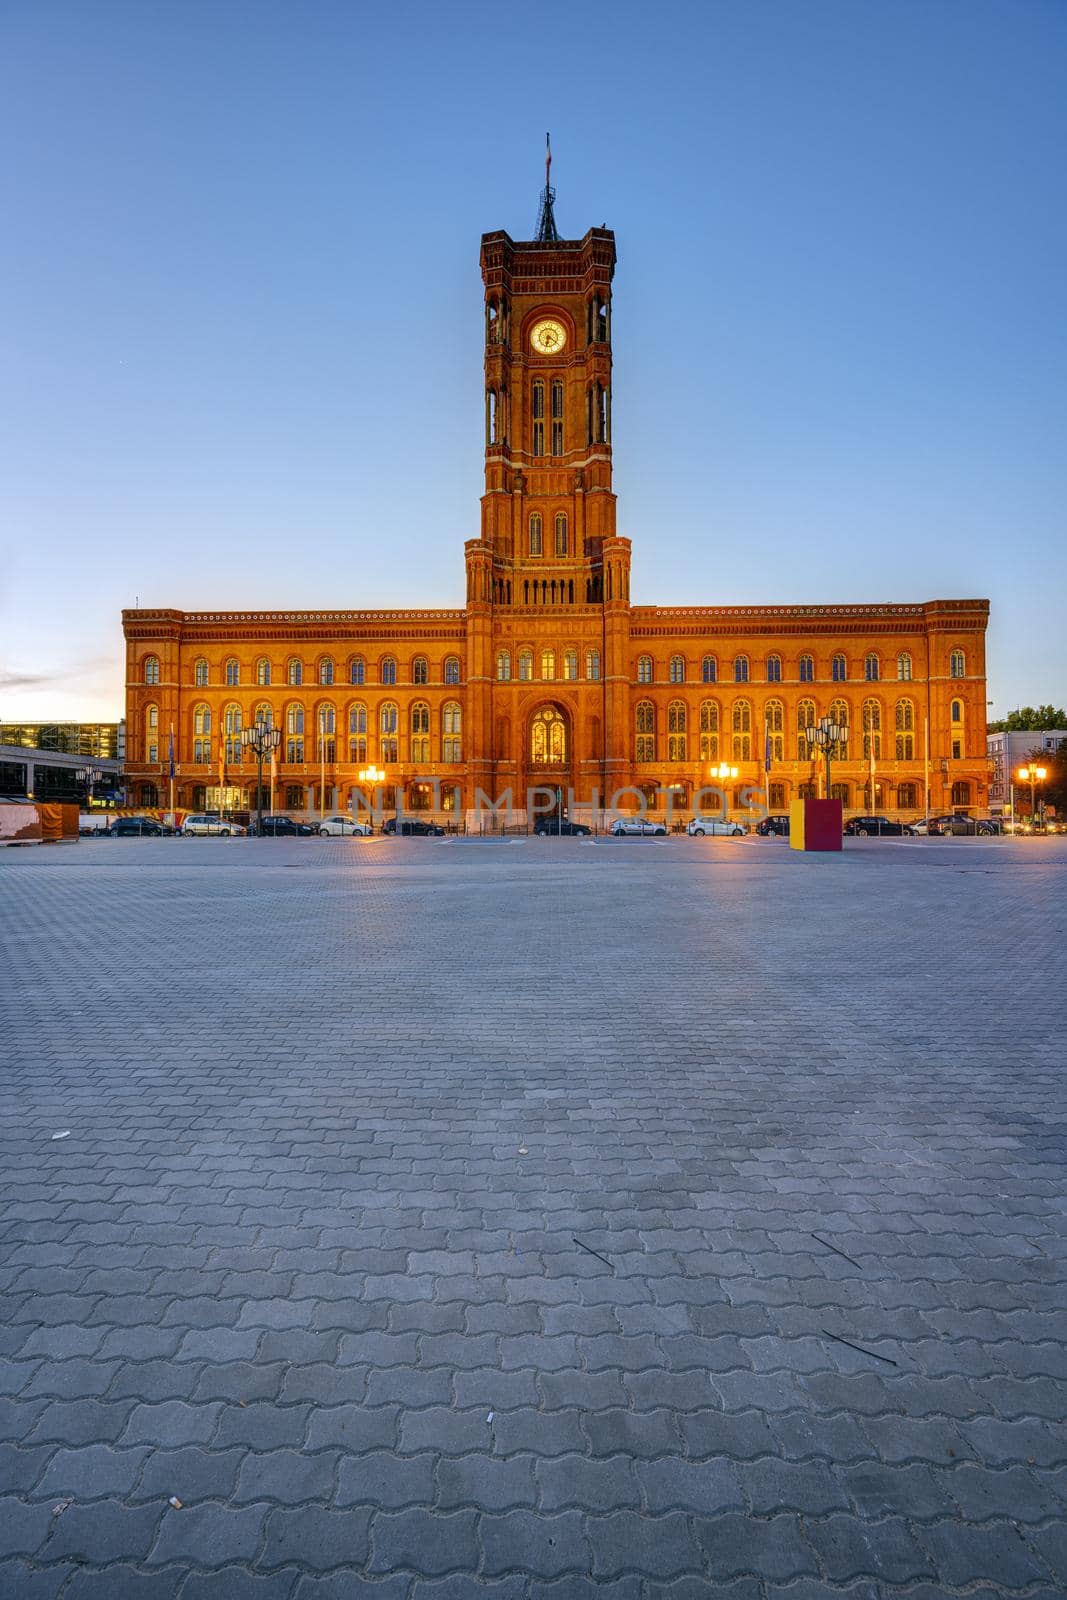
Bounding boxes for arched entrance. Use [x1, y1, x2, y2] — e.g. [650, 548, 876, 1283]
[524, 704, 572, 818]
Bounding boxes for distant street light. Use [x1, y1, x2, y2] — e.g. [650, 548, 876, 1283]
[240, 718, 281, 837]
[358, 765, 389, 834]
[77, 764, 100, 810]
[1017, 761, 1048, 824]
[805, 715, 848, 798]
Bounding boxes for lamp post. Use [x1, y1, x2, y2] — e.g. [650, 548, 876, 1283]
[804, 715, 848, 799]
[358, 764, 387, 835]
[240, 718, 281, 837]
[711, 762, 738, 824]
[77, 763, 100, 811]
[1017, 762, 1047, 826]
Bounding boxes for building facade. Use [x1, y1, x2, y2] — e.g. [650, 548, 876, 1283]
[0, 722, 125, 806]
[988, 729, 1065, 815]
[122, 192, 990, 822]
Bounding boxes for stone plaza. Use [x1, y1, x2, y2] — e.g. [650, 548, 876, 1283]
[1, 833, 1065, 1598]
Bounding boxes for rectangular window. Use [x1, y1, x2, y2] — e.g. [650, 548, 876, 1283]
[636, 736, 654, 762]
[952, 738, 962, 759]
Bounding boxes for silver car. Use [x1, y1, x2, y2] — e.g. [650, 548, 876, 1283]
[610, 817, 667, 837]
[687, 817, 745, 838]
[318, 815, 374, 837]
[182, 813, 245, 837]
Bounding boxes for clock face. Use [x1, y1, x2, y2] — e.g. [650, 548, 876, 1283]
[530, 318, 567, 355]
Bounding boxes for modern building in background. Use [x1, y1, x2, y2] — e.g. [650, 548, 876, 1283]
[0, 722, 125, 805]
[122, 181, 990, 821]
[988, 728, 1066, 813]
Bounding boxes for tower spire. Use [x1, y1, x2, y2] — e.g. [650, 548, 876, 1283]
[535, 132, 561, 242]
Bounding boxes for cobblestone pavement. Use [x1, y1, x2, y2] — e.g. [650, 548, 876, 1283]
[1, 834, 1065, 1599]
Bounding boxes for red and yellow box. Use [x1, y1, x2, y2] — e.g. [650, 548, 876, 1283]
[789, 798, 843, 852]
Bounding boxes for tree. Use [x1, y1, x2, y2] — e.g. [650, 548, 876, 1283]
[988, 705, 1067, 732]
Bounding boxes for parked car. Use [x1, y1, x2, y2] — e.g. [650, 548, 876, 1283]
[319, 815, 374, 837]
[610, 817, 667, 837]
[533, 817, 591, 837]
[756, 814, 790, 837]
[923, 814, 957, 836]
[942, 814, 1000, 836]
[843, 816, 913, 837]
[252, 815, 317, 837]
[182, 813, 246, 836]
[687, 817, 745, 837]
[109, 815, 164, 837]
[382, 818, 445, 837]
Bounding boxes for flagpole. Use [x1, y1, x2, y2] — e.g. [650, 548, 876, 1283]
[923, 716, 930, 830]
[168, 723, 175, 828]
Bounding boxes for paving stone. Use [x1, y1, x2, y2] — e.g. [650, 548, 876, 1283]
[131, 1445, 244, 1503]
[695, 1512, 820, 1581]
[44, 1497, 163, 1562]
[36, 1442, 151, 1499]
[0, 1560, 75, 1599]
[0, 1494, 54, 1555]
[919, 1520, 1052, 1589]
[480, 1509, 588, 1576]
[437, 1453, 537, 1510]
[370, 1507, 479, 1574]
[0, 1442, 54, 1495]
[233, 1447, 340, 1503]
[537, 1452, 639, 1512]
[587, 1510, 701, 1577]
[63, 1567, 186, 1598]
[148, 1500, 268, 1564]
[737, 1456, 849, 1514]
[261, 1504, 374, 1569]
[805, 1513, 934, 1582]
[336, 1450, 437, 1508]
[292, 1577, 409, 1599]
[841, 1461, 957, 1520]
[121, 1400, 220, 1447]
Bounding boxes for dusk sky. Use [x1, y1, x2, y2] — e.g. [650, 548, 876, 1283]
[1, 0, 1064, 723]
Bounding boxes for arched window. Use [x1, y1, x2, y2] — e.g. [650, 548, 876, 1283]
[410, 702, 430, 763]
[951, 699, 963, 723]
[637, 655, 653, 684]
[635, 702, 655, 763]
[766, 699, 784, 762]
[862, 698, 882, 760]
[379, 702, 398, 763]
[252, 658, 269, 686]
[895, 698, 915, 760]
[287, 658, 303, 686]
[586, 648, 600, 681]
[732, 700, 752, 761]
[897, 652, 912, 681]
[668, 701, 687, 762]
[734, 656, 749, 684]
[551, 381, 564, 456]
[531, 380, 545, 455]
[193, 703, 211, 763]
[540, 648, 555, 680]
[381, 657, 397, 686]
[766, 654, 782, 683]
[950, 649, 965, 678]
[951, 780, 971, 807]
[143, 704, 159, 763]
[529, 513, 543, 557]
[864, 653, 880, 682]
[224, 659, 239, 687]
[194, 658, 208, 687]
[318, 657, 335, 686]
[317, 704, 336, 761]
[253, 702, 273, 729]
[830, 782, 850, 806]
[530, 706, 566, 765]
[286, 703, 304, 762]
[444, 657, 460, 686]
[412, 656, 428, 685]
[797, 699, 816, 760]
[223, 703, 242, 763]
[701, 656, 717, 684]
[799, 654, 814, 683]
[829, 698, 849, 759]
[831, 654, 847, 682]
[144, 655, 160, 685]
[348, 703, 367, 763]
[554, 513, 568, 556]
[897, 782, 917, 809]
[669, 655, 685, 684]
[442, 702, 462, 763]
[496, 650, 511, 681]
[564, 648, 578, 680]
[519, 649, 533, 681]
[349, 656, 365, 686]
[699, 701, 719, 761]
[951, 697, 964, 759]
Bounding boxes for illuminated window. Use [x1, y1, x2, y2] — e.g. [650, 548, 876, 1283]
[766, 699, 784, 762]
[286, 703, 304, 762]
[532, 381, 545, 456]
[530, 706, 566, 764]
[529, 514, 543, 556]
[699, 701, 719, 761]
[732, 699, 752, 761]
[862, 698, 882, 760]
[144, 702, 159, 762]
[562, 648, 578, 681]
[637, 655, 653, 684]
[551, 380, 564, 456]
[668, 701, 687, 761]
[144, 656, 160, 685]
[586, 648, 600, 680]
[193, 703, 211, 763]
[410, 702, 430, 763]
[895, 698, 915, 760]
[194, 658, 208, 687]
[554, 513, 568, 556]
[443, 702, 462, 762]
[317, 704, 336, 761]
[379, 702, 398, 763]
[496, 650, 511, 681]
[541, 648, 555, 679]
[798, 654, 814, 683]
[701, 656, 717, 684]
[829, 698, 849, 759]
[223, 703, 242, 763]
[635, 701, 655, 763]
[519, 649, 533, 681]
[348, 702, 367, 763]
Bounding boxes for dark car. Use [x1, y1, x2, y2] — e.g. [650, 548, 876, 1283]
[756, 814, 790, 837]
[253, 815, 317, 837]
[534, 817, 591, 837]
[942, 814, 1000, 836]
[382, 818, 445, 837]
[843, 815, 913, 837]
[109, 816, 164, 837]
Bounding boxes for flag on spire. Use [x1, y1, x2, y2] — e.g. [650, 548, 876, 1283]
[536, 132, 561, 243]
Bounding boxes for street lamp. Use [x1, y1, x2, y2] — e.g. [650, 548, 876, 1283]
[357, 765, 388, 835]
[240, 718, 281, 837]
[711, 762, 739, 783]
[804, 715, 848, 798]
[77, 763, 100, 810]
[1017, 762, 1047, 826]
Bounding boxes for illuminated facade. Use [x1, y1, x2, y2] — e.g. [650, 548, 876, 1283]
[122, 196, 990, 819]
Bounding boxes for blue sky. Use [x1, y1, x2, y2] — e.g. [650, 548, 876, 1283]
[1, 0, 1064, 722]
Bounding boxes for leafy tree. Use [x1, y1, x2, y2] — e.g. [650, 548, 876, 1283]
[988, 704, 1067, 732]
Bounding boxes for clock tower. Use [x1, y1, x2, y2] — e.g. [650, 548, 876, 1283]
[465, 157, 630, 801]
